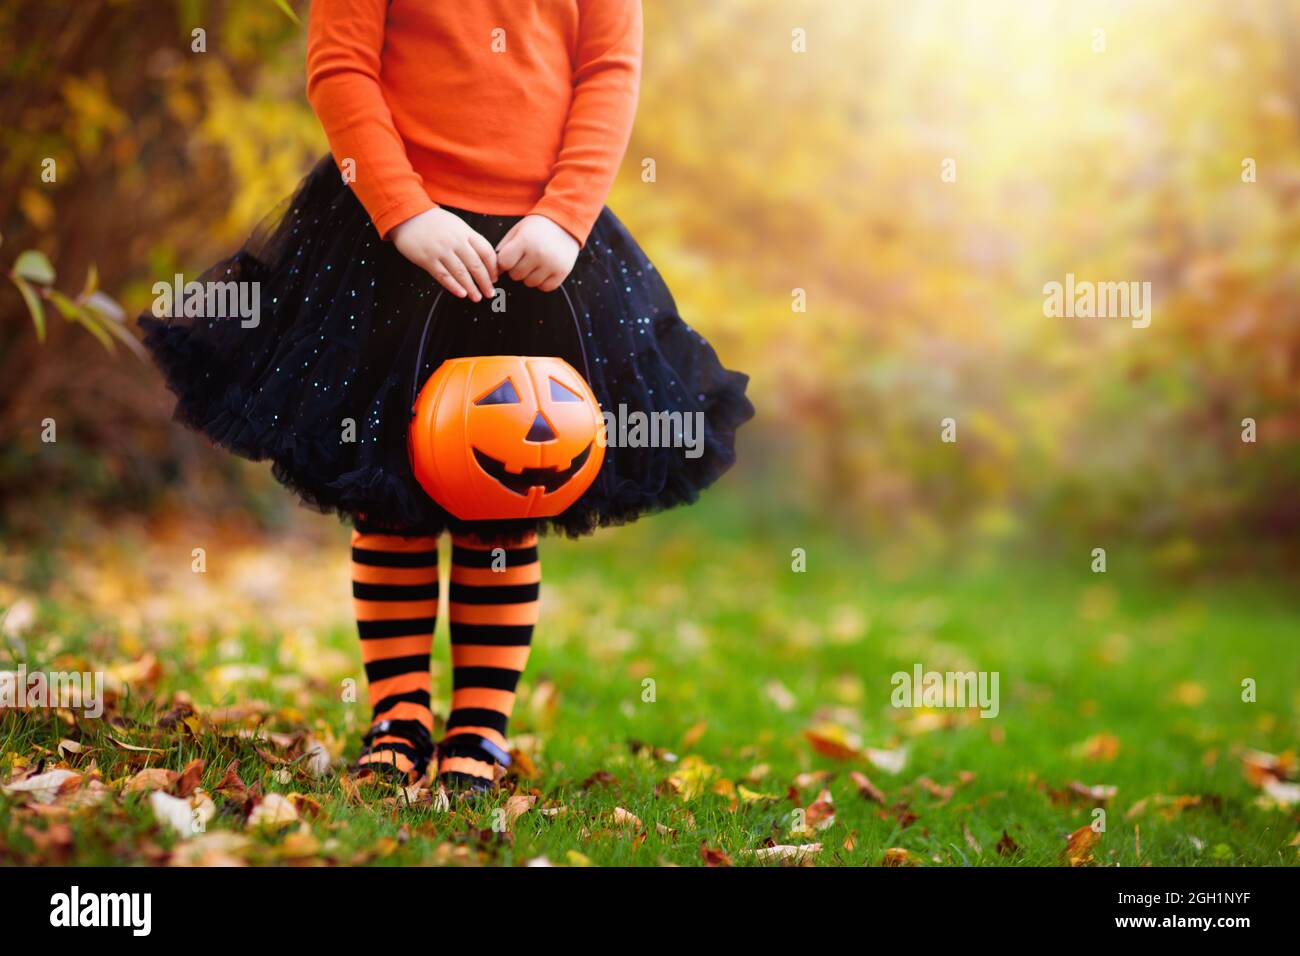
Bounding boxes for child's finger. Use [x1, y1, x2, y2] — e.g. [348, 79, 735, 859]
[467, 232, 499, 284]
[442, 253, 482, 301]
[456, 243, 495, 300]
[538, 271, 563, 293]
[433, 272, 469, 298]
[496, 235, 523, 273]
[496, 219, 523, 252]
[432, 259, 469, 298]
[518, 262, 550, 288]
[507, 249, 540, 282]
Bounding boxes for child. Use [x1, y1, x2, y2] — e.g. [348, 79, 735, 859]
[139, 0, 753, 793]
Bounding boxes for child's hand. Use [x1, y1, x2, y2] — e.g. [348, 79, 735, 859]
[496, 215, 580, 293]
[390, 207, 498, 302]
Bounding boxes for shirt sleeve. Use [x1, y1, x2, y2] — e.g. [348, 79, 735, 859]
[529, 0, 643, 245]
[305, 0, 435, 239]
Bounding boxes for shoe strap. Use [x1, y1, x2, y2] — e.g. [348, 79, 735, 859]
[441, 733, 512, 768]
[363, 718, 434, 754]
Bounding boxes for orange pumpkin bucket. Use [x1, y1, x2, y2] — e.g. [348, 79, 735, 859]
[407, 287, 606, 520]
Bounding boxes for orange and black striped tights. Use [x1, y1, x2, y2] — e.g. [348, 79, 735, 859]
[350, 530, 539, 790]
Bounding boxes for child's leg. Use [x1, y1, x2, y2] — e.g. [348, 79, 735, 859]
[350, 530, 440, 777]
[439, 531, 540, 789]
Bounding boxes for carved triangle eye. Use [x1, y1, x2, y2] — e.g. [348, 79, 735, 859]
[526, 412, 557, 442]
[549, 378, 583, 403]
[476, 378, 520, 405]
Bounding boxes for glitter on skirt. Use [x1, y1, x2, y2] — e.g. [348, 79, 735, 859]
[139, 156, 754, 539]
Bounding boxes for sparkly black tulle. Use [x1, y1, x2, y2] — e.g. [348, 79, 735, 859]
[139, 156, 754, 539]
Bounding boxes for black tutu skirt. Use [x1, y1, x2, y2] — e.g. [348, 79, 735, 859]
[139, 156, 753, 539]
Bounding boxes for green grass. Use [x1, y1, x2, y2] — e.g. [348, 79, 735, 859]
[1, 504, 1297, 866]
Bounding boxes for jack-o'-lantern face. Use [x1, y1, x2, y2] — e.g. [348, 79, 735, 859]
[409, 355, 605, 520]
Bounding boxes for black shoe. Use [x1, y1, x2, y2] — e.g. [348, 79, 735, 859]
[435, 733, 511, 793]
[354, 719, 435, 782]
[437, 771, 496, 796]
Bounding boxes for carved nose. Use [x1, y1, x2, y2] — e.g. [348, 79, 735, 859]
[525, 412, 556, 442]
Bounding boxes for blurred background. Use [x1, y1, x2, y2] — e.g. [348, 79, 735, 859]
[1, 0, 1298, 562]
[1, 0, 1298, 869]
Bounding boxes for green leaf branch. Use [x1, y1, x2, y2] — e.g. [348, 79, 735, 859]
[6, 245, 144, 359]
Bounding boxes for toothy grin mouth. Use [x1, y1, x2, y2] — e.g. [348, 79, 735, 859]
[472, 443, 593, 496]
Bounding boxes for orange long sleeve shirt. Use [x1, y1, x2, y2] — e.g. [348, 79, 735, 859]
[305, 0, 642, 245]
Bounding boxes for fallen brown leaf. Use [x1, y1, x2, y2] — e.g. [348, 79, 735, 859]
[24, 821, 75, 861]
[158, 700, 196, 730]
[247, 793, 298, 829]
[151, 790, 215, 837]
[611, 806, 642, 829]
[962, 822, 984, 857]
[61, 778, 110, 808]
[1069, 781, 1117, 803]
[504, 794, 537, 824]
[301, 738, 331, 779]
[253, 746, 285, 766]
[214, 761, 249, 800]
[288, 793, 323, 818]
[1242, 749, 1295, 788]
[338, 771, 361, 805]
[109, 736, 166, 754]
[1125, 794, 1202, 820]
[882, 847, 918, 867]
[865, 747, 908, 774]
[680, 721, 708, 751]
[1062, 824, 1100, 866]
[849, 770, 886, 804]
[56, 739, 84, 760]
[803, 724, 862, 761]
[1075, 732, 1121, 762]
[175, 758, 205, 798]
[664, 755, 718, 800]
[107, 654, 162, 694]
[699, 843, 732, 867]
[890, 803, 919, 829]
[792, 770, 832, 790]
[737, 784, 779, 803]
[123, 767, 179, 793]
[169, 831, 251, 867]
[3, 769, 82, 804]
[742, 843, 821, 864]
[1261, 778, 1300, 807]
[996, 830, 1021, 857]
[805, 789, 836, 831]
[917, 776, 954, 803]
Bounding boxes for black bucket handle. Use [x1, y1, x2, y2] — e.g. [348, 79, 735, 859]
[409, 282, 593, 417]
